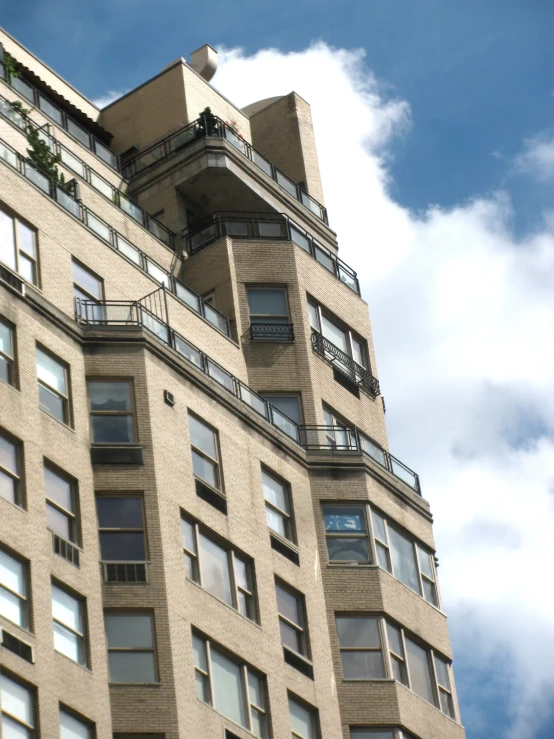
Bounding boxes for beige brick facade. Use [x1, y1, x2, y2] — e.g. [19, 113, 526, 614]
[0, 27, 465, 739]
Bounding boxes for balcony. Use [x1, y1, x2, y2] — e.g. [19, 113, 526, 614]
[74, 294, 420, 495]
[250, 323, 294, 342]
[122, 114, 329, 224]
[311, 330, 380, 398]
[182, 211, 360, 295]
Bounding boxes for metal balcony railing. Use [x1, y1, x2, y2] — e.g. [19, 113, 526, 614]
[122, 114, 329, 224]
[250, 323, 294, 342]
[102, 562, 148, 584]
[311, 331, 381, 398]
[74, 295, 420, 495]
[182, 211, 360, 295]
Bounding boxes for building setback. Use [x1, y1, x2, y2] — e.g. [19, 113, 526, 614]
[0, 28, 465, 739]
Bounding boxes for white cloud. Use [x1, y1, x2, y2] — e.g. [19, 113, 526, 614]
[514, 131, 554, 182]
[92, 89, 128, 109]
[215, 43, 554, 738]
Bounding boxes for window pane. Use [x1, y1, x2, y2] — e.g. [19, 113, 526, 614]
[181, 519, 196, 553]
[17, 222, 36, 259]
[247, 289, 287, 316]
[0, 436, 17, 475]
[434, 655, 451, 690]
[195, 670, 210, 702]
[290, 225, 311, 252]
[52, 585, 81, 632]
[262, 472, 288, 512]
[289, 698, 315, 739]
[88, 382, 131, 411]
[18, 254, 36, 285]
[2, 713, 32, 738]
[440, 690, 455, 718]
[391, 655, 408, 685]
[0, 356, 10, 384]
[276, 584, 299, 625]
[60, 710, 90, 739]
[251, 707, 266, 739]
[0, 469, 16, 504]
[389, 528, 420, 594]
[46, 503, 71, 540]
[0, 586, 24, 625]
[337, 617, 381, 648]
[280, 619, 302, 652]
[350, 730, 394, 739]
[0, 210, 16, 270]
[198, 533, 233, 606]
[405, 638, 435, 704]
[44, 467, 72, 510]
[262, 396, 301, 424]
[327, 537, 369, 562]
[386, 623, 403, 656]
[96, 497, 143, 528]
[108, 651, 155, 683]
[211, 647, 246, 727]
[53, 621, 81, 662]
[423, 579, 438, 606]
[321, 314, 348, 353]
[192, 634, 207, 671]
[0, 674, 32, 725]
[37, 349, 66, 394]
[72, 262, 102, 300]
[376, 543, 391, 571]
[248, 670, 264, 708]
[417, 546, 434, 579]
[0, 322, 13, 358]
[352, 338, 365, 367]
[233, 556, 248, 590]
[99, 532, 145, 560]
[39, 384, 66, 421]
[105, 614, 153, 648]
[371, 511, 387, 542]
[191, 451, 217, 487]
[265, 505, 286, 537]
[91, 416, 134, 443]
[67, 119, 90, 147]
[341, 650, 385, 679]
[323, 505, 365, 532]
[188, 415, 217, 458]
[308, 303, 320, 331]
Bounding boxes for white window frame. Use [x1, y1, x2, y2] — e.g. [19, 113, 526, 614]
[0, 206, 39, 285]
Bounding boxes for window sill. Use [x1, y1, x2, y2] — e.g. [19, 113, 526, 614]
[0, 496, 26, 513]
[395, 680, 460, 725]
[0, 615, 34, 640]
[53, 649, 91, 673]
[39, 407, 74, 431]
[109, 681, 161, 687]
[185, 577, 261, 630]
[283, 645, 314, 679]
[196, 697, 259, 739]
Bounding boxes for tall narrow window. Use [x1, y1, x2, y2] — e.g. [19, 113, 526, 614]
[308, 300, 367, 368]
[105, 612, 157, 683]
[60, 708, 93, 739]
[0, 433, 22, 506]
[0, 318, 15, 386]
[181, 515, 256, 621]
[0, 207, 38, 284]
[275, 580, 308, 657]
[288, 695, 318, 739]
[261, 394, 302, 438]
[72, 259, 103, 321]
[386, 623, 408, 686]
[188, 413, 221, 492]
[336, 616, 385, 679]
[322, 406, 356, 450]
[37, 347, 70, 424]
[262, 468, 293, 541]
[0, 672, 35, 738]
[322, 505, 371, 563]
[434, 654, 455, 718]
[44, 465, 77, 544]
[52, 584, 87, 665]
[0, 548, 28, 628]
[247, 287, 293, 342]
[87, 381, 136, 443]
[96, 496, 147, 583]
[405, 637, 435, 705]
[192, 632, 268, 738]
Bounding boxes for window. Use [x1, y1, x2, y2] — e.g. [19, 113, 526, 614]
[0, 671, 35, 738]
[105, 612, 157, 683]
[193, 632, 267, 737]
[37, 347, 70, 424]
[350, 730, 418, 739]
[60, 708, 93, 739]
[262, 468, 294, 542]
[371, 509, 439, 606]
[337, 614, 456, 720]
[276, 580, 308, 657]
[322, 504, 371, 563]
[44, 465, 78, 544]
[0, 206, 38, 284]
[96, 496, 146, 562]
[261, 394, 302, 425]
[0, 432, 22, 506]
[52, 584, 86, 665]
[308, 300, 367, 368]
[181, 516, 255, 621]
[247, 287, 293, 341]
[0, 548, 28, 628]
[288, 695, 318, 739]
[87, 381, 136, 443]
[72, 260, 103, 321]
[0, 318, 15, 386]
[336, 616, 385, 679]
[322, 406, 356, 450]
[188, 413, 221, 491]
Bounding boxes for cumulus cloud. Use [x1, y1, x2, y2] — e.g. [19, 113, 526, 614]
[91, 89, 128, 108]
[215, 43, 554, 738]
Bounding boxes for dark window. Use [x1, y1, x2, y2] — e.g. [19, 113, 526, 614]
[44, 465, 78, 544]
[262, 468, 294, 542]
[96, 496, 146, 562]
[0, 318, 15, 387]
[105, 612, 157, 683]
[322, 504, 371, 563]
[188, 413, 221, 492]
[276, 580, 309, 658]
[88, 381, 136, 443]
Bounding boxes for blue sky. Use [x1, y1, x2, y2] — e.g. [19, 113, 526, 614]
[4, 4, 554, 738]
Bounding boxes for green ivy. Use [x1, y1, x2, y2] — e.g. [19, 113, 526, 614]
[3, 52, 20, 79]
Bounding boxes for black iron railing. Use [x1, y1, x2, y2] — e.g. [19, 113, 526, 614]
[102, 562, 148, 584]
[0, 93, 174, 248]
[182, 211, 360, 295]
[122, 114, 329, 225]
[0, 59, 122, 172]
[311, 331, 380, 398]
[74, 296, 420, 494]
[250, 323, 294, 342]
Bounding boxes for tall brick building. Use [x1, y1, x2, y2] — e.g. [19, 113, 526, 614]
[0, 29, 465, 739]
